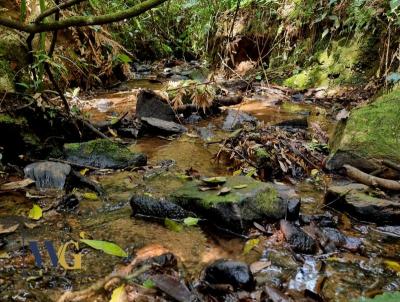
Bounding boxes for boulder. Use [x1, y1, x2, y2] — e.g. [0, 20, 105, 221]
[130, 195, 195, 220]
[170, 176, 286, 231]
[222, 109, 257, 131]
[326, 89, 400, 171]
[325, 184, 400, 225]
[64, 139, 147, 169]
[24, 161, 71, 190]
[141, 117, 187, 134]
[136, 90, 176, 122]
[202, 260, 254, 291]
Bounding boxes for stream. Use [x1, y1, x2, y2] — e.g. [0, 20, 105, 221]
[1, 75, 400, 302]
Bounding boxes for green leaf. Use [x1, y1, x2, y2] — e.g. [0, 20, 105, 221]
[142, 279, 156, 289]
[234, 184, 248, 189]
[243, 238, 260, 255]
[183, 217, 199, 226]
[83, 192, 98, 200]
[164, 218, 183, 232]
[20, 0, 27, 22]
[80, 239, 128, 257]
[115, 53, 132, 64]
[28, 204, 42, 220]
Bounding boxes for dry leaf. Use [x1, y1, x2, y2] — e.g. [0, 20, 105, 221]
[0, 179, 34, 191]
[0, 223, 19, 235]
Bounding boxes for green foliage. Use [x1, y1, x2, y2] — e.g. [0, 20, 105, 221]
[355, 292, 400, 302]
[80, 239, 128, 257]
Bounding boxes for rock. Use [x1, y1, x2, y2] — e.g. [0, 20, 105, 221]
[64, 139, 147, 169]
[141, 117, 187, 134]
[130, 195, 195, 220]
[286, 199, 301, 221]
[275, 117, 308, 129]
[186, 113, 202, 124]
[325, 184, 400, 225]
[326, 89, 400, 171]
[222, 109, 257, 131]
[57, 194, 79, 212]
[170, 176, 286, 231]
[24, 161, 71, 190]
[136, 90, 176, 122]
[196, 125, 215, 142]
[203, 260, 254, 291]
[280, 220, 317, 254]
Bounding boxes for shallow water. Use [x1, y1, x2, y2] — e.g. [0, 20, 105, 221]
[1, 83, 400, 301]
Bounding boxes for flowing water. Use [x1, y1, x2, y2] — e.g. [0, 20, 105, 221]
[0, 79, 400, 301]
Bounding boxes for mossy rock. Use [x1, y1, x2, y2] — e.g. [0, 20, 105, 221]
[170, 176, 286, 231]
[64, 139, 147, 169]
[326, 89, 400, 171]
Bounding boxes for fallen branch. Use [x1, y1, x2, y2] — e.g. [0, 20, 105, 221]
[381, 159, 400, 173]
[343, 164, 400, 191]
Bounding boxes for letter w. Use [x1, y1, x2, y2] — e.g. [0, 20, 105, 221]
[29, 240, 59, 268]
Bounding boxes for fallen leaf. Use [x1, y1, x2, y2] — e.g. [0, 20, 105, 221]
[233, 169, 242, 176]
[152, 274, 192, 302]
[243, 238, 260, 255]
[0, 223, 19, 235]
[384, 260, 400, 275]
[233, 184, 248, 189]
[110, 285, 127, 302]
[83, 192, 98, 200]
[311, 169, 319, 177]
[164, 218, 183, 232]
[24, 222, 38, 229]
[0, 178, 34, 191]
[28, 204, 42, 220]
[185, 132, 198, 138]
[183, 217, 199, 226]
[80, 168, 89, 176]
[80, 239, 128, 257]
[142, 279, 156, 289]
[202, 177, 227, 186]
[0, 252, 10, 259]
[250, 261, 271, 274]
[108, 127, 118, 138]
[218, 187, 231, 195]
[79, 231, 88, 239]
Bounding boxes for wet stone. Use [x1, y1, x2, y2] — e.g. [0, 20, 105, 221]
[141, 117, 187, 134]
[64, 139, 147, 169]
[130, 195, 195, 220]
[24, 161, 71, 190]
[325, 184, 400, 225]
[203, 260, 254, 291]
[136, 89, 176, 122]
[222, 109, 257, 131]
[280, 220, 317, 254]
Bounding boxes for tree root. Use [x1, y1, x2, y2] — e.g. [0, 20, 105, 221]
[343, 164, 400, 191]
[57, 265, 150, 302]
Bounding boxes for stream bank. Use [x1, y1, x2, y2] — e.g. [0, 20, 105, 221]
[0, 66, 399, 301]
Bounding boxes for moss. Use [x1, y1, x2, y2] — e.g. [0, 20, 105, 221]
[283, 36, 375, 89]
[22, 132, 41, 147]
[328, 89, 400, 166]
[0, 114, 28, 126]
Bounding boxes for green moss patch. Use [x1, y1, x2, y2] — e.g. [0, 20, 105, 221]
[327, 89, 400, 169]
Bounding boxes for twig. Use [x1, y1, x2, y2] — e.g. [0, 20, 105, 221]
[381, 159, 400, 172]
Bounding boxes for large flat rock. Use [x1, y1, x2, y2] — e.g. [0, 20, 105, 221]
[170, 176, 287, 230]
[325, 184, 400, 225]
[64, 139, 147, 169]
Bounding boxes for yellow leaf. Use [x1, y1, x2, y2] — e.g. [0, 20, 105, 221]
[83, 192, 98, 200]
[80, 168, 89, 176]
[233, 169, 242, 176]
[81, 239, 128, 257]
[28, 204, 42, 220]
[110, 285, 127, 302]
[79, 231, 88, 239]
[243, 238, 260, 255]
[384, 260, 400, 275]
[311, 169, 319, 177]
[0, 251, 10, 259]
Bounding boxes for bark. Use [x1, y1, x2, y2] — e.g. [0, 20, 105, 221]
[0, 0, 167, 34]
[343, 164, 400, 191]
